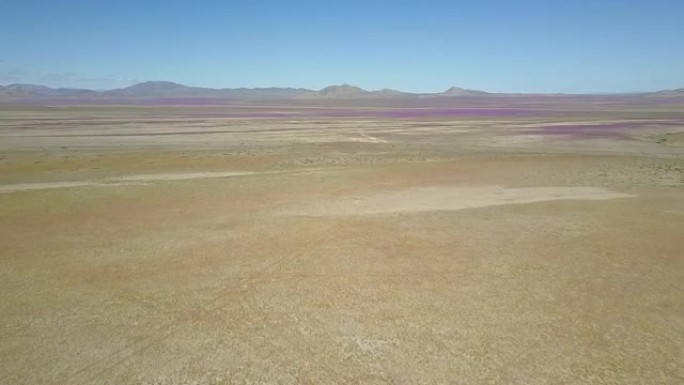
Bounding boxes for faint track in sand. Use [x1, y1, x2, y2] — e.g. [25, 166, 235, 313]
[0, 169, 333, 194]
[357, 129, 389, 143]
[283, 186, 637, 216]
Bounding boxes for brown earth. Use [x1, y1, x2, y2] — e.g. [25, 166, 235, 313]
[0, 105, 683, 384]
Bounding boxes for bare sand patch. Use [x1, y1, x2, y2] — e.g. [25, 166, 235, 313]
[286, 186, 636, 216]
[0, 181, 96, 194]
[0, 171, 260, 193]
[490, 134, 547, 144]
[660, 132, 684, 147]
[109, 171, 258, 182]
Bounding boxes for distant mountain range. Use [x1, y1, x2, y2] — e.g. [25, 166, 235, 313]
[0, 81, 682, 104]
[0, 81, 488, 102]
[0, 81, 486, 99]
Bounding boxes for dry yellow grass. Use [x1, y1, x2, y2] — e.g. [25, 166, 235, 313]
[1, 106, 683, 384]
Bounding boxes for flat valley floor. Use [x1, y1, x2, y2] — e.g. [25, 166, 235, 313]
[1, 104, 683, 384]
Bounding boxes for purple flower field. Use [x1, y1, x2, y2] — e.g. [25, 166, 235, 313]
[315, 108, 546, 118]
[524, 121, 684, 138]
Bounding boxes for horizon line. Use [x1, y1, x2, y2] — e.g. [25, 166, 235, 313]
[1, 80, 682, 96]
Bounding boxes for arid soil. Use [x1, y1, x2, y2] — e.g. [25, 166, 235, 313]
[1, 105, 683, 384]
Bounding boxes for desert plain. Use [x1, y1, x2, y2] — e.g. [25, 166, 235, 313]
[1, 100, 683, 384]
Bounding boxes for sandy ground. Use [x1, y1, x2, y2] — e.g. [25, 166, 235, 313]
[1, 105, 683, 384]
[283, 186, 636, 216]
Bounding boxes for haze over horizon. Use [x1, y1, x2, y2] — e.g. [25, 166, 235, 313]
[2, 0, 683, 93]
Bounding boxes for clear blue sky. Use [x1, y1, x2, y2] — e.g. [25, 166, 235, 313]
[1, 0, 683, 93]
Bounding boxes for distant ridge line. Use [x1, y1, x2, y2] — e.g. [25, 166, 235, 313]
[1, 80, 683, 103]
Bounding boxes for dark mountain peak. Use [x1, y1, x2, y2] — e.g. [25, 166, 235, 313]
[106, 81, 207, 97]
[320, 84, 362, 90]
[122, 81, 190, 92]
[373, 88, 406, 94]
[318, 84, 370, 97]
[371, 88, 414, 98]
[445, 86, 467, 93]
[443, 86, 487, 95]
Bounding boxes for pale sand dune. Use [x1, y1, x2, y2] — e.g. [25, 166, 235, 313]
[287, 186, 636, 216]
